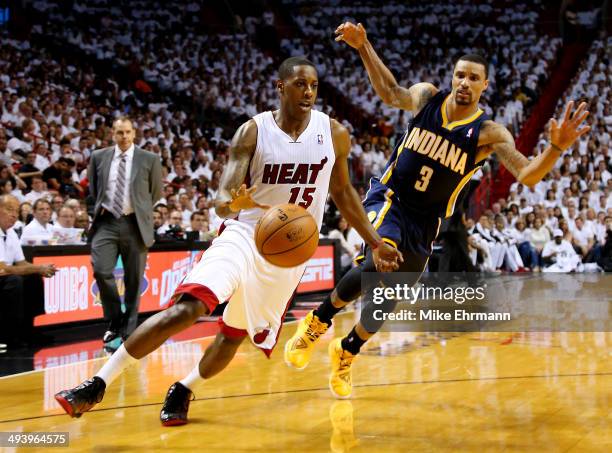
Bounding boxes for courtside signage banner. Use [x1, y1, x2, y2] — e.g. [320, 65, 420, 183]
[33, 251, 196, 326]
[34, 245, 335, 325]
[296, 244, 335, 293]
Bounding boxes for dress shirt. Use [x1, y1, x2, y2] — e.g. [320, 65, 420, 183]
[103, 144, 134, 215]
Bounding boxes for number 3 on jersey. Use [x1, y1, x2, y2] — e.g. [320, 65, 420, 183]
[289, 187, 315, 208]
[414, 165, 433, 192]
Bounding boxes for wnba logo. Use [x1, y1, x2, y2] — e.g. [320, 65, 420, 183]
[91, 267, 149, 305]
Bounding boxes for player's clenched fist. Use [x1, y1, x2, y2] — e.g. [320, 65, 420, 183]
[335, 22, 367, 49]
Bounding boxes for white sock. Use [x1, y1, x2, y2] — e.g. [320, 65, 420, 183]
[179, 365, 205, 392]
[95, 344, 139, 386]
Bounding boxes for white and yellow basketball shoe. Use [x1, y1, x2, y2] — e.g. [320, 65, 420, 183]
[284, 310, 329, 370]
[328, 338, 355, 399]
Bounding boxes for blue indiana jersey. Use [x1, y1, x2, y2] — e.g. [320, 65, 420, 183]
[370, 90, 488, 219]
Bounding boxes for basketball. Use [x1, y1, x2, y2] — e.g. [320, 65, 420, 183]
[254, 203, 319, 267]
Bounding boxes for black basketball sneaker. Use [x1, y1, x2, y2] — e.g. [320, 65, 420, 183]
[55, 376, 106, 418]
[160, 382, 194, 426]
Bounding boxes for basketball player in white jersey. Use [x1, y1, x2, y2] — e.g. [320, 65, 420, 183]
[54, 57, 402, 425]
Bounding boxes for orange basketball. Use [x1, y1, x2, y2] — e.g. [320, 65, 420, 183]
[254, 203, 319, 268]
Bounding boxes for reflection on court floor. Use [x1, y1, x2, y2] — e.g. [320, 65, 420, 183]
[0, 281, 610, 452]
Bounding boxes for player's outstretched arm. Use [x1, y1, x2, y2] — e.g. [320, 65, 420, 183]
[335, 21, 437, 114]
[478, 101, 590, 187]
[215, 120, 269, 218]
[329, 120, 403, 272]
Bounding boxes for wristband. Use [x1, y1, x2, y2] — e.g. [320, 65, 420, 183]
[550, 143, 564, 153]
[370, 239, 384, 250]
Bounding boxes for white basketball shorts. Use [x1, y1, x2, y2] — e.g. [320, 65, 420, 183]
[172, 219, 306, 356]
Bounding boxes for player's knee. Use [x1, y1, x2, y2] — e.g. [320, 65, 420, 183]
[166, 298, 206, 326]
[217, 333, 245, 352]
[331, 289, 350, 307]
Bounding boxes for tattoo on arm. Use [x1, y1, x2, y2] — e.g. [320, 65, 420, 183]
[492, 140, 529, 180]
[392, 83, 435, 114]
[415, 87, 434, 111]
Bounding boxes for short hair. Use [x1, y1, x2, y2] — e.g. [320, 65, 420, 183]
[191, 210, 205, 221]
[59, 206, 75, 216]
[33, 199, 51, 210]
[456, 53, 489, 79]
[113, 116, 133, 128]
[278, 57, 316, 80]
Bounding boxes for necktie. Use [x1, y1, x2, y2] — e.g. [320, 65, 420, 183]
[110, 153, 127, 218]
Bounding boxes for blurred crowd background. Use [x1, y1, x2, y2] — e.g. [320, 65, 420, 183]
[0, 0, 610, 273]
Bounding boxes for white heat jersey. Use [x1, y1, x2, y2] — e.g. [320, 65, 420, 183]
[238, 109, 336, 229]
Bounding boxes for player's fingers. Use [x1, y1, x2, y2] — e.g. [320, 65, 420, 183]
[563, 100, 574, 122]
[335, 34, 344, 42]
[573, 110, 589, 125]
[246, 185, 258, 194]
[397, 250, 404, 263]
[230, 188, 236, 198]
[572, 101, 587, 117]
[550, 118, 558, 131]
[576, 125, 591, 137]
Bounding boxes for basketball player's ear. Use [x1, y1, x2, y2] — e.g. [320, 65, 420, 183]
[277, 80, 284, 94]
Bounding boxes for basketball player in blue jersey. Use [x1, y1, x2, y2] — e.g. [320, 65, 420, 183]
[285, 22, 591, 398]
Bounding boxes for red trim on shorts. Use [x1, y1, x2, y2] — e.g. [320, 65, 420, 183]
[171, 283, 219, 314]
[217, 318, 248, 339]
[261, 288, 298, 358]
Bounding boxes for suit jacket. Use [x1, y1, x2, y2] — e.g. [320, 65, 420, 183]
[88, 146, 162, 247]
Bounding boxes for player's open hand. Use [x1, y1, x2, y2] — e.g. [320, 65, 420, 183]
[550, 101, 590, 151]
[335, 22, 367, 49]
[227, 184, 270, 213]
[372, 242, 404, 272]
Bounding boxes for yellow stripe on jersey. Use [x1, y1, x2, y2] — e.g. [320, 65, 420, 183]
[441, 94, 484, 131]
[381, 132, 409, 184]
[382, 237, 398, 249]
[373, 188, 395, 230]
[445, 166, 481, 218]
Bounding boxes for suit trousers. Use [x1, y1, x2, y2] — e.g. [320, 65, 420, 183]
[91, 213, 147, 336]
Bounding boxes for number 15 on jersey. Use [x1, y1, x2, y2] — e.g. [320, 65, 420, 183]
[289, 187, 315, 208]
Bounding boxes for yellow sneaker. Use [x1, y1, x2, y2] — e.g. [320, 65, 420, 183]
[328, 338, 355, 399]
[284, 310, 329, 370]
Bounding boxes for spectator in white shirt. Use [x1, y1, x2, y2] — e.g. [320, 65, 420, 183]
[51, 206, 83, 244]
[24, 175, 50, 204]
[326, 216, 356, 275]
[542, 229, 582, 272]
[20, 198, 54, 244]
[571, 217, 594, 257]
[0, 195, 57, 348]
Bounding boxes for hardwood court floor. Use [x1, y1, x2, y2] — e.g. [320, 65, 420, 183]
[0, 313, 610, 452]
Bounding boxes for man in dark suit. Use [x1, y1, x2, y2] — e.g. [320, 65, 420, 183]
[88, 117, 162, 344]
